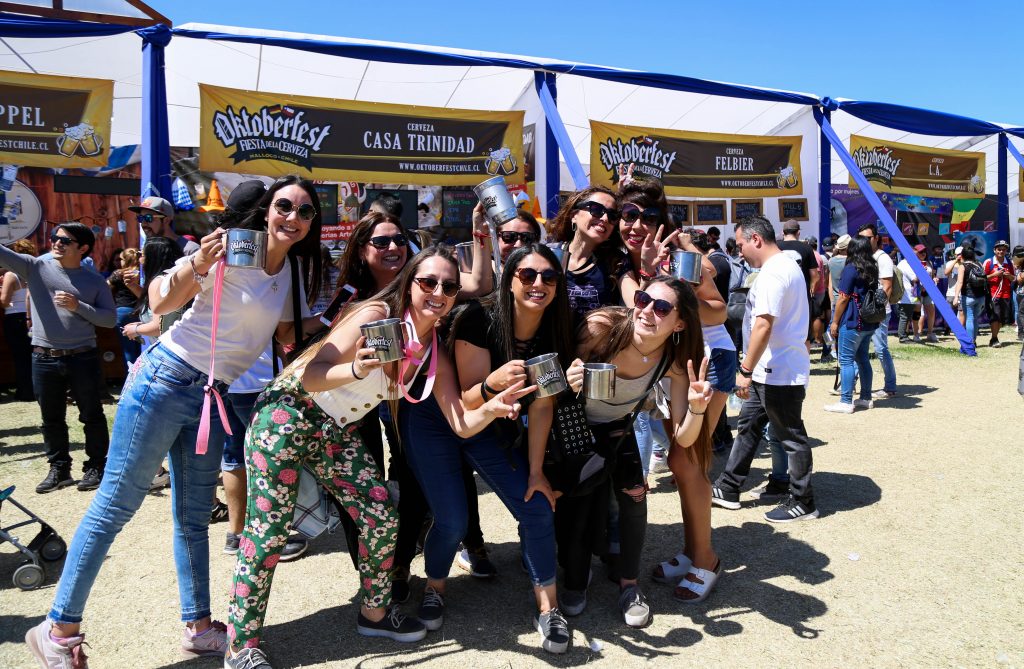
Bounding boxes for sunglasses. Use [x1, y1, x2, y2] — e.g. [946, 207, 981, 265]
[621, 204, 661, 226]
[412, 276, 460, 298]
[50, 232, 78, 247]
[136, 213, 159, 224]
[634, 290, 676, 318]
[368, 234, 409, 250]
[574, 200, 621, 223]
[514, 267, 559, 286]
[498, 231, 537, 245]
[272, 198, 317, 221]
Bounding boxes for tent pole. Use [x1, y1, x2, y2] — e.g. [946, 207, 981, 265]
[818, 107, 831, 250]
[138, 24, 173, 202]
[534, 72, 560, 219]
[998, 133, 1009, 242]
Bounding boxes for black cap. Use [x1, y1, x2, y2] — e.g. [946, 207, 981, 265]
[225, 180, 267, 214]
[994, 239, 1009, 249]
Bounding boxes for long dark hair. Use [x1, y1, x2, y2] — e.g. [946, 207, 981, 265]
[618, 176, 670, 230]
[846, 236, 878, 284]
[582, 276, 712, 473]
[550, 185, 623, 281]
[449, 243, 573, 370]
[138, 236, 184, 313]
[239, 175, 323, 305]
[337, 211, 406, 299]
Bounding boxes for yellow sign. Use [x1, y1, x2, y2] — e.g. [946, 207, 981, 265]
[849, 134, 985, 199]
[0, 69, 112, 169]
[589, 121, 803, 197]
[199, 84, 524, 186]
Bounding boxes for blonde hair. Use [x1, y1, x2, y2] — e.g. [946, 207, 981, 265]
[10, 239, 37, 256]
[120, 248, 140, 268]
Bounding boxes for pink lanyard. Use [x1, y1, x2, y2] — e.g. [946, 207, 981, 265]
[399, 310, 437, 404]
[195, 260, 233, 454]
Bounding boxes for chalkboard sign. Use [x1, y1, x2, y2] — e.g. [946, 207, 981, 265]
[778, 198, 809, 222]
[695, 200, 726, 225]
[442, 188, 478, 228]
[314, 184, 339, 227]
[731, 199, 763, 223]
[668, 202, 691, 227]
[361, 189, 419, 230]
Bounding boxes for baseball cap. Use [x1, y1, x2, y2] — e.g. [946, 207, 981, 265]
[954, 246, 963, 256]
[128, 196, 173, 219]
[994, 239, 1009, 249]
[782, 220, 800, 233]
[225, 180, 267, 213]
[913, 244, 927, 253]
[835, 234, 852, 251]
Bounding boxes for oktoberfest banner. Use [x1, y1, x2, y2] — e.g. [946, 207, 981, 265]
[849, 134, 985, 199]
[589, 121, 803, 197]
[0, 70, 112, 169]
[199, 84, 524, 185]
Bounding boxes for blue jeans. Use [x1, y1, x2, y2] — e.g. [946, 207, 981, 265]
[223, 391, 261, 471]
[115, 305, 141, 367]
[634, 411, 654, 478]
[49, 343, 228, 624]
[963, 295, 985, 343]
[397, 395, 556, 587]
[871, 321, 897, 392]
[839, 326, 875, 404]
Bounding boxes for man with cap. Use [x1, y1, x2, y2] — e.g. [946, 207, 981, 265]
[129, 196, 200, 255]
[857, 223, 897, 398]
[984, 240, 1014, 347]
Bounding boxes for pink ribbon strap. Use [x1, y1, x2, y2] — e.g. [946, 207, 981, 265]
[196, 260, 233, 455]
[399, 311, 437, 404]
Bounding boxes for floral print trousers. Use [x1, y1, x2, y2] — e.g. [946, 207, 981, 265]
[227, 374, 397, 649]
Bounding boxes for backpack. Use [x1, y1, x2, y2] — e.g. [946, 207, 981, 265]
[859, 281, 888, 324]
[966, 262, 987, 295]
[888, 264, 905, 304]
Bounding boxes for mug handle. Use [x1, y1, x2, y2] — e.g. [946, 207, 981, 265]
[400, 320, 415, 354]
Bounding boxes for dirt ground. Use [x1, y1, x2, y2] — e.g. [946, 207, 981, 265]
[1, 334, 1022, 668]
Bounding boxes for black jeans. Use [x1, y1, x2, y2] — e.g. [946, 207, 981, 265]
[716, 382, 814, 503]
[4, 313, 33, 400]
[31, 348, 109, 472]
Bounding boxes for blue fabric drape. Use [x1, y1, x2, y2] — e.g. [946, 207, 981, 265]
[1006, 136, 1024, 169]
[818, 108, 831, 248]
[536, 75, 587, 193]
[0, 14, 137, 38]
[137, 25, 172, 202]
[831, 99, 1006, 138]
[815, 107, 976, 356]
[998, 134, 1009, 242]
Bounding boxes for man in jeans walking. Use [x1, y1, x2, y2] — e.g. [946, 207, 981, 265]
[858, 223, 897, 398]
[711, 216, 817, 522]
[0, 223, 115, 493]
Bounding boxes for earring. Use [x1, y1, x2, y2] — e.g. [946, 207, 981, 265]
[571, 222, 577, 233]
[672, 331, 681, 345]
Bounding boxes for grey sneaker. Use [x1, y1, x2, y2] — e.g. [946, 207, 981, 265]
[25, 619, 90, 669]
[560, 588, 587, 616]
[618, 585, 651, 627]
[357, 606, 427, 642]
[533, 608, 570, 654]
[224, 532, 240, 555]
[181, 620, 228, 658]
[417, 586, 445, 631]
[853, 398, 874, 410]
[279, 534, 308, 562]
[224, 646, 272, 668]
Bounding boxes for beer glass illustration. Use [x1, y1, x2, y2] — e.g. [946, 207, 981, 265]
[776, 165, 798, 189]
[57, 123, 103, 158]
[485, 147, 517, 176]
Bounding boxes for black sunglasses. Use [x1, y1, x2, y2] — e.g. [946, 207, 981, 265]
[50, 232, 78, 247]
[272, 198, 317, 221]
[634, 290, 676, 318]
[412, 276, 460, 298]
[498, 231, 538, 245]
[514, 267, 559, 286]
[574, 200, 621, 223]
[136, 213, 159, 224]
[621, 204, 661, 226]
[368, 234, 409, 250]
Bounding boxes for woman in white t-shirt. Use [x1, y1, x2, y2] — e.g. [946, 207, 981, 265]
[31, 176, 327, 666]
[895, 254, 921, 342]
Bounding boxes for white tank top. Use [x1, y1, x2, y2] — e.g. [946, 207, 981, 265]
[6, 277, 27, 315]
[585, 362, 660, 424]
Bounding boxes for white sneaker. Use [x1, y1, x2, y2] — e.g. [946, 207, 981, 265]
[650, 450, 669, 474]
[823, 402, 854, 414]
[25, 619, 90, 669]
[853, 399, 874, 410]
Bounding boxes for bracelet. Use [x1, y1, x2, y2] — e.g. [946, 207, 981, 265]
[738, 365, 753, 378]
[638, 268, 655, 280]
[351, 359, 366, 380]
[189, 256, 209, 284]
[472, 231, 490, 247]
[689, 407, 706, 416]
[481, 380, 495, 400]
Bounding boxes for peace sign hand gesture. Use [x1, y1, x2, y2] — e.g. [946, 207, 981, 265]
[482, 380, 537, 421]
[639, 224, 681, 277]
[616, 162, 636, 187]
[687, 358, 713, 416]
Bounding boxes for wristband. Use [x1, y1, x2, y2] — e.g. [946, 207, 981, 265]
[472, 231, 490, 247]
[481, 380, 496, 400]
[351, 359, 366, 380]
[638, 268, 655, 280]
[190, 256, 209, 285]
[688, 407, 706, 416]
[738, 365, 753, 378]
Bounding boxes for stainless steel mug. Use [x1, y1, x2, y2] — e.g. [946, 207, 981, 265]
[473, 176, 518, 226]
[359, 318, 412, 363]
[223, 229, 268, 269]
[670, 249, 703, 284]
[583, 363, 617, 400]
[455, 241, 475, 273]
[525, 353, 568, 398]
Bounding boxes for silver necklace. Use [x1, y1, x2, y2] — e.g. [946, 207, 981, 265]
[630, 341, 660, 363]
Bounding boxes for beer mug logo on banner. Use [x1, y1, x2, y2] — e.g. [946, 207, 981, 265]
[598, 135, 677, 183]
[776, 165, 800, 190]
[57, 123, 104, 158]
[484, 146, 517, 176]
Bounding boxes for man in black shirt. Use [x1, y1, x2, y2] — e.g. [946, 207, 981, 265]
[776, 221, 818, 348]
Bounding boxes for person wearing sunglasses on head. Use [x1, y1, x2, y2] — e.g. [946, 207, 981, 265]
[25, 176, 327, 668]
[559, 277, 712, 626]
[0, 223, 115, 497]
[129, 196, 200, 255]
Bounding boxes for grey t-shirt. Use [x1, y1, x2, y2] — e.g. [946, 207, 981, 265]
[0, 245, 117, 348]
[827, 255, 846, 303]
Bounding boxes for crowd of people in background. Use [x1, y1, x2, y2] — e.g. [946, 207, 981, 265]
[1, 172, 1020, 669]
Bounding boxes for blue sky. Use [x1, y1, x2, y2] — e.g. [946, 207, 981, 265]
[149, 0, 1023, 125]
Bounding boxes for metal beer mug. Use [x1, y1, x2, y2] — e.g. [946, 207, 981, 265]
[473, 176, 518, 226]
[223, 229, 268, 269]
[455, 242, 475, 273]
[525, 353, 568, 398]
[583, 363, 617, 400]
[360, 318, 412, 363]
[670, 250, 703, 285]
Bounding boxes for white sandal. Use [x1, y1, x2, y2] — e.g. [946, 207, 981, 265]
[651, 552, 692, 584]
[673, 560, 722, 604]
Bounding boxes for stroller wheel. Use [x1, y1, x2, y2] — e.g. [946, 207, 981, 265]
[14, 563, 45, 590]
[40, 535, 67, 562]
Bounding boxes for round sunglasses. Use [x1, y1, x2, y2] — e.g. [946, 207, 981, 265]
[633, 289, 676, 318]
[574, 200, 621, 224]
[621, 204, 661, 226]
[272, 197, 317, 221]
[498, 231, 538, 245]
[412, 276, 460, 298]
[368, 234, 409, 250]
[514, 267, 559, 286]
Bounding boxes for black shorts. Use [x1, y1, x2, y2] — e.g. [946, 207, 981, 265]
[991, 297, 1013, 324]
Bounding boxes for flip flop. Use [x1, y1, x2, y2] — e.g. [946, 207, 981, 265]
[673, 560, 722, 604]
[652, 552, 692, 584]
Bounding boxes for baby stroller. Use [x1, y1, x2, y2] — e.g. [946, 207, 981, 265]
[0, 485, 67, 590]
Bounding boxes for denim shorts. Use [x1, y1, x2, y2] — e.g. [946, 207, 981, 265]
[706, 347, 738, 393]
[222, 391, 261, 471]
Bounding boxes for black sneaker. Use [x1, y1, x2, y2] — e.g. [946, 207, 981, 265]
[990, 337, 1001, 348]
[618, 584, 651, 628]
[224, 532, 240, 555]
[36, 466, 74, 494]
[225, 646, 273, 668]
[456, 544, 497, 578]
[749, 477, 790, 501]
[210, 501, 229, 524]
[391, 566, 410, 604]
[356, 606, 427, 643]
[711, 485, 740, 510]
[534, 608, 569, 654]
[77, 468, 102, 491]
[417, 586, 445, 631]
[764, 495, 820, 523]
[279, 534, 308, 562]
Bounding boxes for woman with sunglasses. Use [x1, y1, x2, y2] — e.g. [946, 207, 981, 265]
[560, 277, 711, 627]
[398, 244, 575, 653]
[224, 246, 529, 667]
[495, 208, 543, 262]
[26, 176, 325, 667]
[615, 178, 679, 307]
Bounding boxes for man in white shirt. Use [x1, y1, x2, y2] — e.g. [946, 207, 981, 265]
[857, 223, 897, 398]
[896, 248, 921, 343]
[712, 215, 818, 522]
